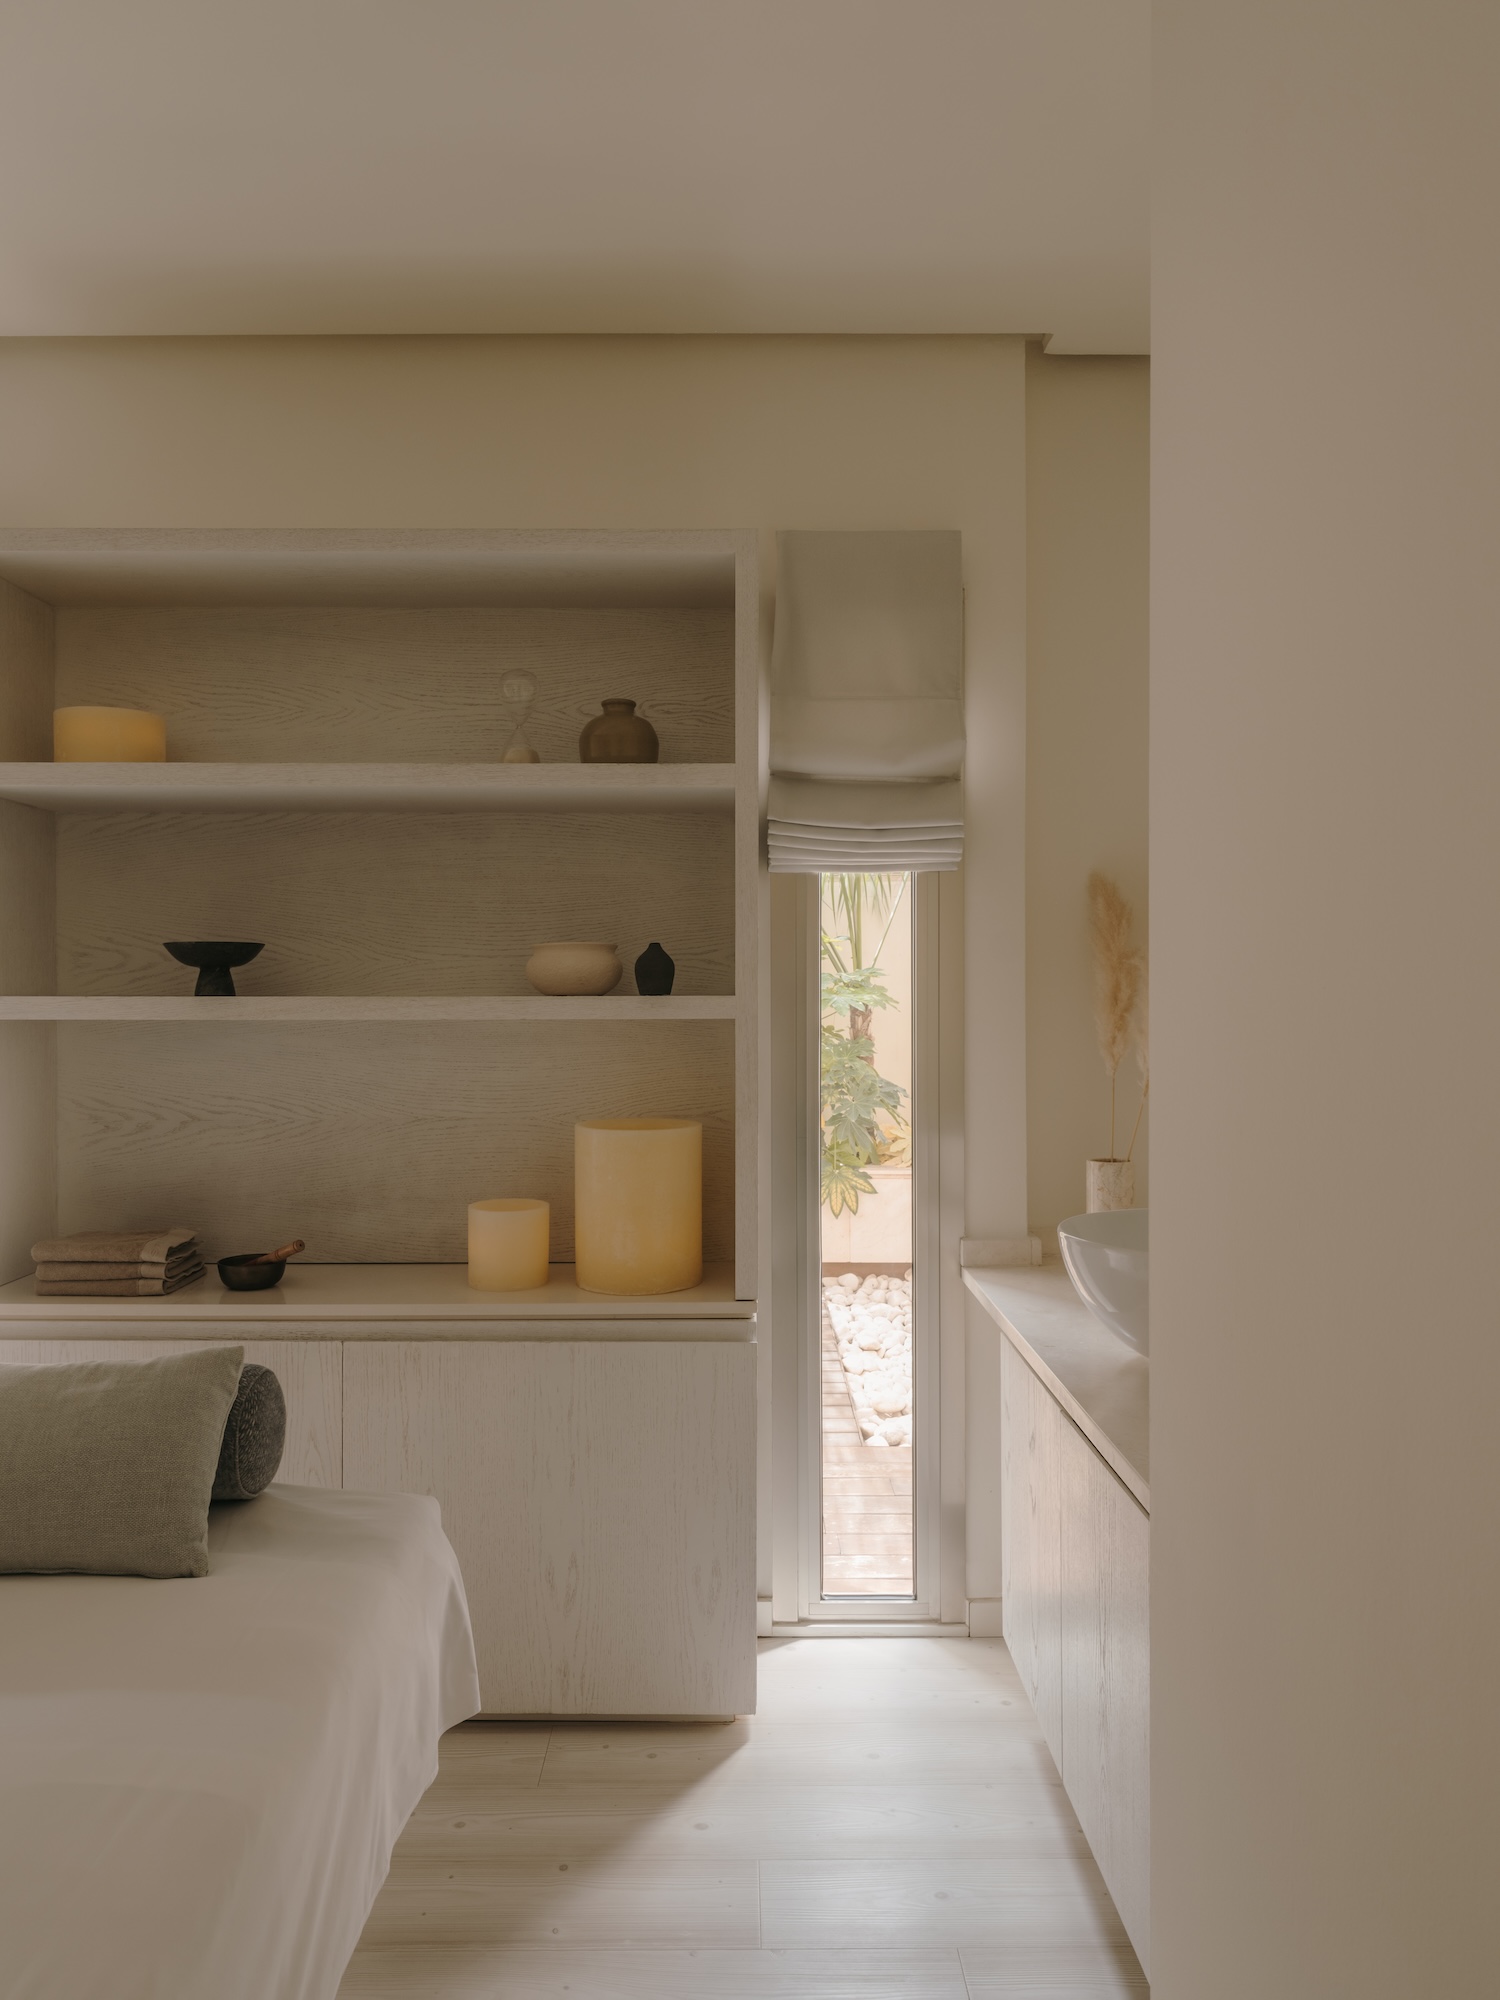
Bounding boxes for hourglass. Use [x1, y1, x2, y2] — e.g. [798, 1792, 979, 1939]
[500, 670, 541, 763]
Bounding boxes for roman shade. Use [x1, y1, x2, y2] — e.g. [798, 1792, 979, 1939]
[767, 530, 964, 872]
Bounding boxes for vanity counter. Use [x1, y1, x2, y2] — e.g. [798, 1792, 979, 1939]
[964, 1263, 1148, 1509]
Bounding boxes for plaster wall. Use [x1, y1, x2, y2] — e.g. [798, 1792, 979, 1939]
[1025, 351, 1149, 1245]
[1153, 6, 1500, 1993]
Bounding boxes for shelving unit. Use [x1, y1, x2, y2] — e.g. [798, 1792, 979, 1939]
[0, 529, 764, 1297]
[0, 530, 765, 1716]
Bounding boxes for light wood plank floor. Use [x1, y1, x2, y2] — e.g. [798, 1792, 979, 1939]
[338, 1638, 1147, 1999]
[821, 1303, 914, 1596]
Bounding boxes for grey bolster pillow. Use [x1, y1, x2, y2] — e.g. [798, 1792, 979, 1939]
[212, 1360, 286, 1500]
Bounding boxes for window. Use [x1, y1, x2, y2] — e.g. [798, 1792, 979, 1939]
[818, 872, 915, 1599]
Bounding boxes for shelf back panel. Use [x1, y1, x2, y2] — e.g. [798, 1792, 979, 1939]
[57, 1020, 734, 1265]
[58, 807, 732, 998]
[54, 606, 733, 764]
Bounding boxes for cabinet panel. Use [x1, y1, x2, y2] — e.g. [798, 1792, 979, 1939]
[343, 1339, 757, 1718]
[1, 1336, 343, 1488]
[1000, 1338, 1064, 1762]
[1060, 1413, 1150, 1973]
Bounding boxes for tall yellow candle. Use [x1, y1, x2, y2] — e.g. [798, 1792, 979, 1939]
[467, 1198, 550, 1291]
[574, 1117, 703, 1295]
[54, 706, 167, 762]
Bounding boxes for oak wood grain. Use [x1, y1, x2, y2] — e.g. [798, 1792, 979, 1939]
[335, 1638, 1145, 2000]
[54, 605, 733, 764]
[342, 1340, 757, 1717]
[340, 1946, 970, 1999]
[960, 1942, 1149, 1995]
[758, 1856, 1129, 1950]
[58, 807, 733, 998]
[0, 577, 53, 761]
[0, 585, 59, 1278]
[1059, 1419, 1150, 1974]
[1001, 1338, 1065, 1763]
[354, 1856, 761, 1950]
[56, 1020, 734, 1263]
[405, 1780, 1089, 1859]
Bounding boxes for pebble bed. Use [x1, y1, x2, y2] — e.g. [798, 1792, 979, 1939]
[824, 1269, 914, 1448]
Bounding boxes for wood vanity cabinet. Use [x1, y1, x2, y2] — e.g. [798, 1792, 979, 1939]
[1000, 1334, 1150, 1973]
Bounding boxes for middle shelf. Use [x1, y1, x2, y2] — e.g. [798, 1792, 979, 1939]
[0, 995, 739, 1022]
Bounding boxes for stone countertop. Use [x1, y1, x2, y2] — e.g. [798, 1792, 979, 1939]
[964, 1264, 1149, 1511]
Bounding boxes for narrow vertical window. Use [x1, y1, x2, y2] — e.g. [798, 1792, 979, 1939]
[818, 871, 915, 1599]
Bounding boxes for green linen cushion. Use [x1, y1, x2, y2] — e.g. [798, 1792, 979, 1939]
[0, 1345, 245, 1577]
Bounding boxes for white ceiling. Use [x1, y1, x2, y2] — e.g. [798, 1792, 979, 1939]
[0, 1, 1148, 352]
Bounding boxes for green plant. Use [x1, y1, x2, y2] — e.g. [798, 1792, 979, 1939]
[820, 874, 909, 1216]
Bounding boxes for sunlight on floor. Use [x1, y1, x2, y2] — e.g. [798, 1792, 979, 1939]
[338, 1638, 1147, 1998]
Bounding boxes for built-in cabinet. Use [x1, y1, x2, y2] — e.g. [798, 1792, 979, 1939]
[343, 1338, 756, 1715]
[995, 1304, 1150, 1976]
[3, 1323, 757, 1718]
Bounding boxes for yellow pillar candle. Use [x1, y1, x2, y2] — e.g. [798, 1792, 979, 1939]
[467, 1198, 550, 1291]
[574, 1117, 703, 1295]
[53, 706, 167, 762]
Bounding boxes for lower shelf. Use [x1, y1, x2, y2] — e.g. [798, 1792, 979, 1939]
[0, 1262, 754, 1324]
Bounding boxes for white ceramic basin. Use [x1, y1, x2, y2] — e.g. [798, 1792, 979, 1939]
[1058, 1208, 1149, 1355]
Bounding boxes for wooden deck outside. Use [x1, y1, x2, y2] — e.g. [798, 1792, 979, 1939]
[820, 1299, 914, 1597]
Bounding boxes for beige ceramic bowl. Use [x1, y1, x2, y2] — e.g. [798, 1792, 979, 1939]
[525, 941, 623, 996]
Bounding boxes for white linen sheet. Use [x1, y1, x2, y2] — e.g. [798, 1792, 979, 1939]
[0, 1484, 480, 2000]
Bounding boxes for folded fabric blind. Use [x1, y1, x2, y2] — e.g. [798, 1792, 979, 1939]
[767, 530, 963, 873]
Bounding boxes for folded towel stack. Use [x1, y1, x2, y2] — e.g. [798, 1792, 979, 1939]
[31, 1228, 205, 1297]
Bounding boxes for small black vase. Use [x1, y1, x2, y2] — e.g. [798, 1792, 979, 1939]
[634, 941, 675, 995]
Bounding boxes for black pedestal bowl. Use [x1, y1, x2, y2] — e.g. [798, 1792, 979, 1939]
[164, 941, 264, 997]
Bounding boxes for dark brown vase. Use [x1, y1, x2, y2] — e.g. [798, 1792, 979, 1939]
[579, 698, 659, 764]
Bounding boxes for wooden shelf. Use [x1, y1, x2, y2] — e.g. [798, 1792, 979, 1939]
[0, 995, 737, 1022]
[0, 1262, 754, 1324]
[0, 762, 737, 813]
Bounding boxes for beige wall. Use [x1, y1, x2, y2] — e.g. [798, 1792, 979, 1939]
[1025, 350, 1150, 1245]
[1154, 6, 1500, 1994]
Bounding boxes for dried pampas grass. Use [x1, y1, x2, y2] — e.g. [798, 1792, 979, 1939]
[1088, 872, 1143, 1160]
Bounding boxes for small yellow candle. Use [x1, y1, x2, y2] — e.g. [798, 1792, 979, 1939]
[467, 1198, 550, 1291]
[54, 706, 167, 762]
[574, 1117, 702, 1295]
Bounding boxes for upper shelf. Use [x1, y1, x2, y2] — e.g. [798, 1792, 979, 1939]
[0, 528, 745, 610]
[0, 763, 737, 813]
[0, 995, 738, 1023]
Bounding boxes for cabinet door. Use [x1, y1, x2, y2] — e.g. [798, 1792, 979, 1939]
[1000, 1338, 1064, 1762]
[343, 1340, 757, 1719]
[1060, 1413, 1150, 1973]
[2, 1337, 342, 1487]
